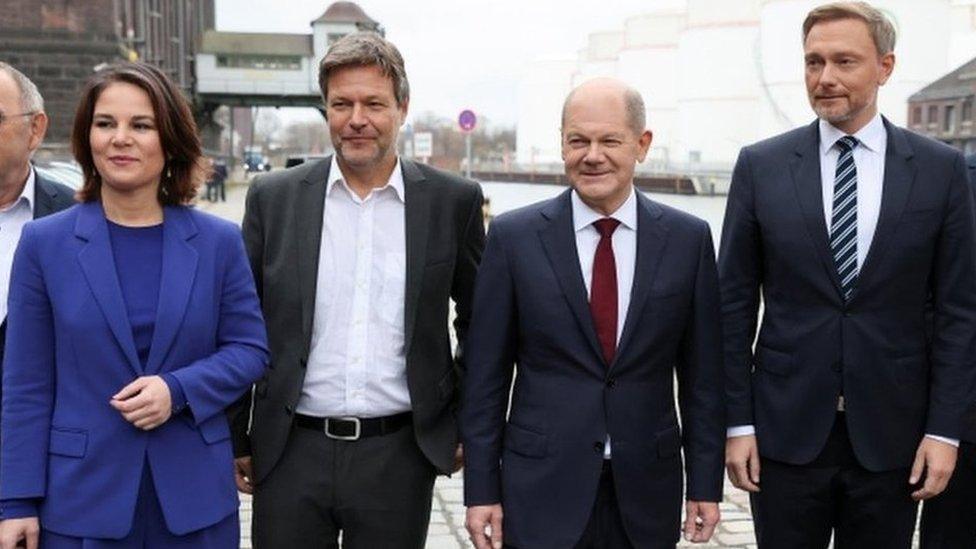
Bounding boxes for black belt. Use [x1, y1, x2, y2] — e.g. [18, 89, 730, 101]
[294, 412, 411, 441]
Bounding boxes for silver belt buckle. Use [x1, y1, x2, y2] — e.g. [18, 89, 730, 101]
[837, 395, 845, 412]
[325, 417, 361, 441]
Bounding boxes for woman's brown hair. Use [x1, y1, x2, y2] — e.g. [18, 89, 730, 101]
[71, 62, 204, 205]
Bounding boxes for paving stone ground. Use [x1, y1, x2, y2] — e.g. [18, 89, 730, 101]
[201, 182, 921, 548]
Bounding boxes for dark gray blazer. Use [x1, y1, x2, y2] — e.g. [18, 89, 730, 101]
[230, 157, 484, 482]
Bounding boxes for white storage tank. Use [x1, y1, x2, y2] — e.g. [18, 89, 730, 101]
[515, 56, 578, 167]
[675, 0, 762, 168]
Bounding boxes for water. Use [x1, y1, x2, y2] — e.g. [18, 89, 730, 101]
[481, 181, 730, 246]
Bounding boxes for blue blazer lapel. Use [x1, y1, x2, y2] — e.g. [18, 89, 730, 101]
[614, 192, 669, 368]
[75, 202, 142, 374]
[538, 190, 605, 368]
[145, 207, 198, 374]
[791, 120, 845, 299]
[851, 119, 916, 301]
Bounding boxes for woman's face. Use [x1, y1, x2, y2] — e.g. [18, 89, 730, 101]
[89, 82, 165, 197]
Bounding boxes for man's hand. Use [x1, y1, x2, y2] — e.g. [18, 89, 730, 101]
[235, 456, 254, 494]
[725, 435, 761, 492]
[910, 437, 958, 501]
[683, 501, 720, 543]
[465, 504, 503, 549]
[110, 376, 172, 430]
[452, 444, 464, 473]
[0, 517, 39, 549]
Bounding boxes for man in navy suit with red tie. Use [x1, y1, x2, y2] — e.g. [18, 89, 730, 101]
[462, 78, 725, 549]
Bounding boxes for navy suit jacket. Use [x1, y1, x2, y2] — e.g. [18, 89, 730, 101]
[0, 202, 268, 538]
[462, 189, 725, 548]
[720, 119, 976, 471]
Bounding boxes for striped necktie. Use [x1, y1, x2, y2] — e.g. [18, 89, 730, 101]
[830, 135, 859, 301]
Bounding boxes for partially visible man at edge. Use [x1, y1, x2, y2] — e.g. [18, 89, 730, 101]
[0, 61, 75, 451]
[919, 152, 976, 549]
[228, 32, 484, 548]
[721, 2, 976, 547]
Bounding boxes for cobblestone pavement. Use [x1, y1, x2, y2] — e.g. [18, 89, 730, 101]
[200, 182, 921, 548]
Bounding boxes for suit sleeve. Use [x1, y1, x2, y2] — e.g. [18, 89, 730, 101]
[451, 184, 486, 388]
[170, 224, 269, 426]
[925, 153, 976, 439]
[677, 224, 726, 502]
[719, 148, 763, 428]
[0, 225, 54, 510]
[461, 219, 517, 506]
[227, 181, 264, 457]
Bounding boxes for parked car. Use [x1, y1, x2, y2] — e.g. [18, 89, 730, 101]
[35, 160, 83, 190]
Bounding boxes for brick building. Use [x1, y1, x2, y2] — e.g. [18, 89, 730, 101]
[907, 56, 976, 156]
[0, 0, 213, 146]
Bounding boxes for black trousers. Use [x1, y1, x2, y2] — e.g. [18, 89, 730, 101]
[572, 462, 637, 549]
[920, 440, 976, 548]
[251, 422, 437, 549]
[750, 413, 918, 548]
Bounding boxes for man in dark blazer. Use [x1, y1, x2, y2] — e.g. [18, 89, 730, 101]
[228, 33, 484, 548]
[463, 78, 725, 549]
[0, 62, 74, 436]
[721, 4, 976, 547]
[919, 152, 976, 549]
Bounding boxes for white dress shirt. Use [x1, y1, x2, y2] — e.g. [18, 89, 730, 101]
[0, 168, 35, 324]
[728, 114, 957, 446]
[297, 157, 410, 418]
[572, 187, 637, 458]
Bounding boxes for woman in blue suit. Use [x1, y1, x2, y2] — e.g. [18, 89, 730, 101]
[0, 62, 268, 548]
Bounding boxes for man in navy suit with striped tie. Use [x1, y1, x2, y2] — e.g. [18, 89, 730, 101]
[720, 2, 976, 547]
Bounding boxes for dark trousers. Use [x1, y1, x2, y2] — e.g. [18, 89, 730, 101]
[750, 413, 918, 548]
[252, 422, 437, 549]
[920, 441, 976, 548]
[572, 462, 637, 549]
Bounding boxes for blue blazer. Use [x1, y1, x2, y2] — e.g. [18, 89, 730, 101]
[462, 190, 725, 548]
[720, 119, 976, 469]
[0, 202, 269, 538]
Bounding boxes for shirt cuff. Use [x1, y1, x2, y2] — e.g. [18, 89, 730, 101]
[162, 373, 188, 415]
[0, 498, 39, 519]
[727, 425, 756, 438]
[925, 434, 960, 447]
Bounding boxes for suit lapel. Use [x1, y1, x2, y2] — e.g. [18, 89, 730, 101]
[791, 121, 845, 298]
[538, 190, 605, 369]
[75, 202, 142, 374]
[851, 120, 916, 301]
[403, 160, 429, 354]
[145, 207, 198, 374]
[296, 159, 331, 358]
[33, 173, 57, 219]
[613, 192, 669, 368]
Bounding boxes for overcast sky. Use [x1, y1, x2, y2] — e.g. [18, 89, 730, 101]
[215, 0, 684, 128]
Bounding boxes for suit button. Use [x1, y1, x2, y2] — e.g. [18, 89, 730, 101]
[285, 405, 294, 415]
[606, 378, 616, 388]
[593, 441, 605, 454]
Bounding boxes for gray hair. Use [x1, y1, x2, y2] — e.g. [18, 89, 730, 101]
[0, 62, 44, 113]
[561, 82, 646, 136]
[318, 32, 409, 106]
[803, 1, 896, 55]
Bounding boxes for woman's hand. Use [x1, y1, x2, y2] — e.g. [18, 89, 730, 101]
[110, 376, 173, 430]
[0, 517, 39, 549]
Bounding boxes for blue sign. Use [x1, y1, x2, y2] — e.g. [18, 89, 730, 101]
[458, 109, 477, 132]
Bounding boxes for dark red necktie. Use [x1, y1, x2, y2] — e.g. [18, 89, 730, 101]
[590, 218, 620, 365]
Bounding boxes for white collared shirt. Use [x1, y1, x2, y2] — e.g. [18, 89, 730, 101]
[0, 168, 35, 324]
[819, 112, 887, 269]
[297, 156, 410, 418]
[571, 186, 638, 458]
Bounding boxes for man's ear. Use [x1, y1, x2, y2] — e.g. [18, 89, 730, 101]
[27, 111, 48, 152]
